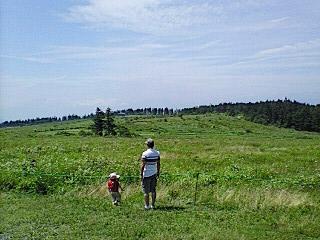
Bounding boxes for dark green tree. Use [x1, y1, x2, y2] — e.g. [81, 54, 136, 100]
[104, 108, 116, 136]
[92, 107, 105, 136]
[151, 108, 157, 115]
[164, 107, 169, 115]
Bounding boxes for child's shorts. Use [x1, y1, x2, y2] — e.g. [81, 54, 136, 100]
[110, 192, 121, 203]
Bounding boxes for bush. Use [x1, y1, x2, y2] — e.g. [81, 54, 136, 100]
[55, 131, 75, 136]
[0, 172, 19, 190]
[78, 130, 93, 136]
[116, 125, 133, 137]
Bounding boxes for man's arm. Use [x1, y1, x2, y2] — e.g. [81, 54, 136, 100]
[157, 157, 160, 177]
[140, 159, 145, 179]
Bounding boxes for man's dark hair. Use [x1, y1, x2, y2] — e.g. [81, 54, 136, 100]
[146, 139, 154, 148]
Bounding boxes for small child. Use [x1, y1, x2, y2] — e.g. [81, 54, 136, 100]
[107, 172, 122, 205]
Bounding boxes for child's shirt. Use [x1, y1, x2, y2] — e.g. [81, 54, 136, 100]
[107, 179, 120, 192]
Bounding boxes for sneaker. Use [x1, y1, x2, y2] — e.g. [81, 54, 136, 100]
[144, 205, 150, 210]
[150, 205, 155, 209]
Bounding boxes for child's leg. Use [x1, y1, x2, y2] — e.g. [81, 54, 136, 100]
[116, 192, 121, 203]
[111, 192, 117, 203]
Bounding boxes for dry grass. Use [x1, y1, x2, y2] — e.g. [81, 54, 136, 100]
[68, 183, 313, 211]
[225, 145, 261, 154]
[202, 187, 312, 209]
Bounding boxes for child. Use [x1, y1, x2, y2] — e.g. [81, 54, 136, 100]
[107, 172, 122, 205]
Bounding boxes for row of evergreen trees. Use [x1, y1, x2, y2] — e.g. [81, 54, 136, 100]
[114, 107, 174, 116]
[1, 99, 319, 133]
[179, 99, 320, 132]
[0, 114, 94, 128]
[0, 107, 175, 128]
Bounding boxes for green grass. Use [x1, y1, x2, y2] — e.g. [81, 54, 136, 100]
[1, 191, 319, 240]
[1, 113, 320, 239]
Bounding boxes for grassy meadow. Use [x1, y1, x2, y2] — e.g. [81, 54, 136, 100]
[1, 114, 320, 239]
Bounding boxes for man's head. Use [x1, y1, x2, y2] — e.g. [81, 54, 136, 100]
[145, 138, 154, 148]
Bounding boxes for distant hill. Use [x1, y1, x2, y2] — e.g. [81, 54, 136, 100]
[1, 99, 319, 132]
[178, 99, 320, 132]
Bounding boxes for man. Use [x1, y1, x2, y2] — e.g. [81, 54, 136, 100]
[141, 138, 160, 210]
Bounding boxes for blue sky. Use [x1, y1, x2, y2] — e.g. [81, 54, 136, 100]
[1, 0, 320, 122]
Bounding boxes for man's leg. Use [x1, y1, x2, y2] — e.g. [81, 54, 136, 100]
[150, 175, 157, 208]
[144, 193, 150, 208]
[151, 191, 156, 207]
[142, 177, 150, 209]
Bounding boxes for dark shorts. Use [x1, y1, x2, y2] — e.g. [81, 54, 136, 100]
[142, 174, 157, 194]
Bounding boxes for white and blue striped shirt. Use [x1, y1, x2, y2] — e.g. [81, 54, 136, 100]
[141, 148, 160, 178]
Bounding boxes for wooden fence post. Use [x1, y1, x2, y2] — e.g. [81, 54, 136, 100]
[194, 173, 200, 205]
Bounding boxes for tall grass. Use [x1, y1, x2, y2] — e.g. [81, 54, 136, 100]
[1, 113, 320, 239]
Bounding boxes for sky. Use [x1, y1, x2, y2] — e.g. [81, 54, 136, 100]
[1, 0, 320, 122]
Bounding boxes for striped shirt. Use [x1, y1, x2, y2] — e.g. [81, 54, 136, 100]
[141, 148, 160, 178]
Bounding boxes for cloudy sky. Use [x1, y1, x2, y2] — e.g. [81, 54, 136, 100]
[1, 0, 320, 122]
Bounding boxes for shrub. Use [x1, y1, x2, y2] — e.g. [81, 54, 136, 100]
[78, 130, 93, 136]
[116, 125, 133, 137]
[55, 131, 75, 136]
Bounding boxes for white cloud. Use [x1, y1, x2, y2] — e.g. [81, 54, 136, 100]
[0, 54, 53, 64]
[269, 17, 289, 23]
[65, 0, 221, 35]
[0, 43, 170, 63]
[255, 39, 320, 58]
[64, 0, 293, 35]
[227, 39, 320, 69]
[76, 97, 120, 107]
[0, 39, 225, 64]
[229, 17, 290, 32]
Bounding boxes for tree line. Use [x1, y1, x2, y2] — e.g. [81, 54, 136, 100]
[0, 107, 175, 128]
[113, 107, 174, 116]
[0, 114, 94, 128]
[178, 99, 320, 132]
[1, 99, 319, 132]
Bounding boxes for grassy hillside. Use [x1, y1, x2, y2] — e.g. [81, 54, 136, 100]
[1, 114, 320, 239]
